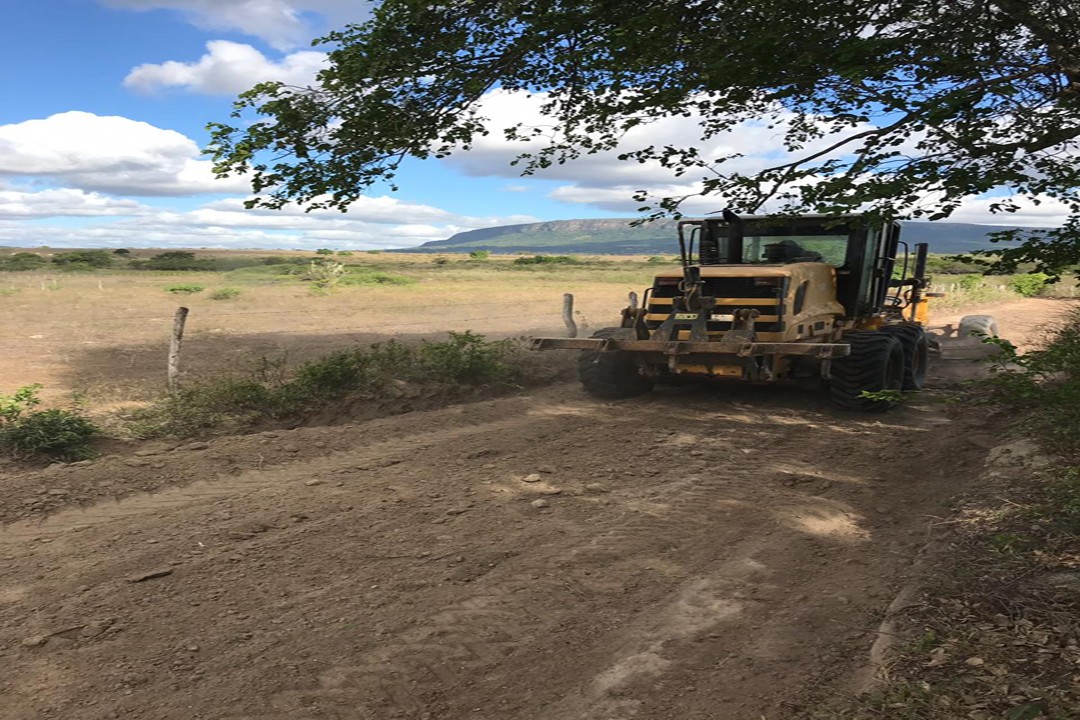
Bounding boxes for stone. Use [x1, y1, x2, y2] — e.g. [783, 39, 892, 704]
[522, 474, 542, 483]
[21, 635, 47, 648]
[133, 449, 161, 457]
[584, 483, 608, 493]
[540, 488, 563, 496]
[283, 444, 301, 453]
[178, 442, 210, 451]
[303, 479, 324, 487]
[530, 499, 550, 509]
[46, 489, 68, 496]
[127, 569, 174, 583]
[537, 465, 556, 474]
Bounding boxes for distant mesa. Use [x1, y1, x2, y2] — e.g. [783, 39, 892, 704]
[401, 217, 1039, 255]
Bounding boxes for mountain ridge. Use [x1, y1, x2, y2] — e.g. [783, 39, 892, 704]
[405, 218, 1037, 255]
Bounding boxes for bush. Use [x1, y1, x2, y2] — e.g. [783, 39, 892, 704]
[166, 284, 205, 294]
[0, 252, 48, 272]
[957, 273, 983, 290]
[980, 309, 1080, 458]
[0, 385, 98, 461]
[52, 250, 113, 268]
[315, 248, 334, 255]
[1008, 272, 1050, 297]
[469, 250, 491, 260]
[210, 287, 242, 300]
[129, 333, 523, 437]
[512, 255, 582, 265]
[336, 251, 353, 256]
[144, 251, 216, 271]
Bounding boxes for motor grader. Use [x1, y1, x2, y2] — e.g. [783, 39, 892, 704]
[533, 211, 984, 411]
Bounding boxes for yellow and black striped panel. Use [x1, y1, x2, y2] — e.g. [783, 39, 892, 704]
[646, 275, 786, 335]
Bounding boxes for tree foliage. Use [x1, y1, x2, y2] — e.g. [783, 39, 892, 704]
[143, 251, 215, 271]
[208, 0, 1080, 275]
[52, 250, 113, 268]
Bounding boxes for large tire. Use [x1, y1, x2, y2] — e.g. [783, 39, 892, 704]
[958, 314, 1000, 338]
[880, 324, 929, 390]
[829, 332, 905, 411]
[578, 328, 654, 399]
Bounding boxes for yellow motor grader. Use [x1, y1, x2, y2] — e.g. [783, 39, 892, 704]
[533, 211, 953, 411]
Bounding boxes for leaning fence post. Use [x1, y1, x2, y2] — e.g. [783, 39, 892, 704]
[168, 306, 189, 392]
[628, 291, 639, 310]
[562, 293, 578, 338]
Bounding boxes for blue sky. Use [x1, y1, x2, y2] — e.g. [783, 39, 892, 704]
[0, 1, 1068, 250]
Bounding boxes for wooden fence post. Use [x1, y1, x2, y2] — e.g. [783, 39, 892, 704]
[168, 307, 189, 392]
[628, 291, 639, 310]
[562, 293, 578, 338]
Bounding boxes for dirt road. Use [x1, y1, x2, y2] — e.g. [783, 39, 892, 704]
[0, 299, 1074, 720]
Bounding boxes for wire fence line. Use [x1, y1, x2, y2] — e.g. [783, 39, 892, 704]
[0, 297, 589, 339]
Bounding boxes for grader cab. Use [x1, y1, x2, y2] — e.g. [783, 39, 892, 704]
[533, 212, 945, 411]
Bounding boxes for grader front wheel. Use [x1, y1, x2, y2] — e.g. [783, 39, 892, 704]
[578, 328, 654, 399]
[880, 324, 929, 390]
[829, 332, 905, 411]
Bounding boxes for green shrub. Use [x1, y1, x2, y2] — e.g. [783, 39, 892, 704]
[366, 249, 383, 255]
[129, 333, 522, 437]
[957, 273, 982, 290]
[52, 250, 113, 268]
[1008, 272, 1050, 297]
[469, 250, 491, 260]
[145, 251, 216, 271]
[210, 287, 242, 300]
[980, 309, 1080, 458]
[336, 251, 353, 257]
[433, 257, 450, 265]
[646, 256, 667, 264]
[415, 331, 514, 383]
[1, 252, 48, 271]
[315, 248, 334, 255]
[166, 284, 205, 295]
[0, 385, 98, 461]
[512, 255, 582, 266]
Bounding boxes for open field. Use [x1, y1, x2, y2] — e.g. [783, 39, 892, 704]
[0, 254, 665, 407]
[2, 249, 1077, 411]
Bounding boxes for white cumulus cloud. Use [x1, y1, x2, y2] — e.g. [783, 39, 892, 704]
[0, 193, 538, 250]
[101, 0, 370, 49]
[0, 188, 150, 219]
[125, 41, 328, 95]
[0, 112, 249, 196]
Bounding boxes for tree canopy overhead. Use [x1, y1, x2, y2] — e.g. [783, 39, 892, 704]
[208, 0, 1080, 274]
